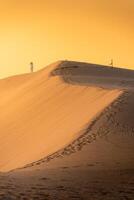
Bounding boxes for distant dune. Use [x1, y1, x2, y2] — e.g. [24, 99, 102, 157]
[0, 61, 134, 199]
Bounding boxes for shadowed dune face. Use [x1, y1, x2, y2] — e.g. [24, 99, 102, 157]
[52, 61, 134, 89]
[40, 91, 134, 169]
[22, 91, 134, 171]
[0, 61, 134, 200]
[0, 61, 123, 172]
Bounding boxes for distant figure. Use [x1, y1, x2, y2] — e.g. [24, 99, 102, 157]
[110, 59, 114, 67]
[30, 62, 34, 73]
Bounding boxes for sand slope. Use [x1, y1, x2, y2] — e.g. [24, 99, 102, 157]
[0, 61, 134, 199]
[0, 61, 123, 172]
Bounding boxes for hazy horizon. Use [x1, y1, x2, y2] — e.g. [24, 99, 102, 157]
[0, 0, 134, 78]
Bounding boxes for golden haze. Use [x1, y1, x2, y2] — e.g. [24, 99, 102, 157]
[0, 0, 134, 78]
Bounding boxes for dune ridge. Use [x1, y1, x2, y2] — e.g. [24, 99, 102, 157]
[52, 61, 134, 89]
[0, 61, 134, 199]
[22, 90, 124, 170]
[0, 61, 124, 172]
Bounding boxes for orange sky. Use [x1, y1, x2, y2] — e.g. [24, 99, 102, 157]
[0, 0, 134, 78]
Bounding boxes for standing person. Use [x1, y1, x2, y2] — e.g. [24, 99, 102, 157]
[30, 62, 34, 73]
[110, 59, 113, 67]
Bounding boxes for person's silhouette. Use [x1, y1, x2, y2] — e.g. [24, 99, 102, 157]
[110, 59, 113, 67]
[30, 62, 34, 73]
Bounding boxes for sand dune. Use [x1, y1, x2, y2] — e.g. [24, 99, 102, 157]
[0, 61, 134, 199]
[0, 61, 122, 172]
[52, 61, 134, 89]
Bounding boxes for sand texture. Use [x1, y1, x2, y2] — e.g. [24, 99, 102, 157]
[0, 61, 134, 199]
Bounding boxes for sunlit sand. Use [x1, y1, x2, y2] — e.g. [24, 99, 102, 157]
[0, 61, 134, 199]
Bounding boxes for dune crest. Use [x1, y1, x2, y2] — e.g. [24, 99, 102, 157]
[1, 60, 133, 172]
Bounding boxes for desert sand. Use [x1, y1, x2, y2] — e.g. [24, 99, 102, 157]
[0, 61, 134, 199]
